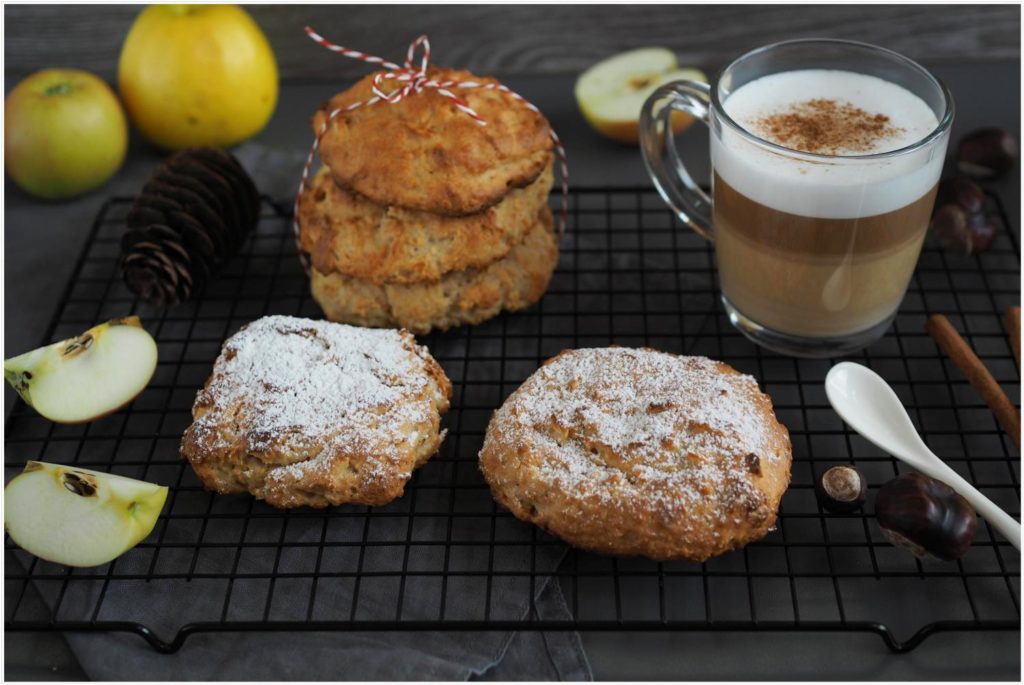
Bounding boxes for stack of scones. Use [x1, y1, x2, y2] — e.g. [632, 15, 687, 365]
[298, 67, 559, 334]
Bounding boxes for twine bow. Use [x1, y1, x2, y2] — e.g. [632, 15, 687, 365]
[363, 34, 487, 123]
[293, 27, 569, 273]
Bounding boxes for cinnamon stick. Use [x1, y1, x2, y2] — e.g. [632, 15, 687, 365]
[1004, 306, 1020, 368]
[926, 314, 1020, 448]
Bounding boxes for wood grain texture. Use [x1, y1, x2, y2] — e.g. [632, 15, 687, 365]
[4, 4, 1020, 84]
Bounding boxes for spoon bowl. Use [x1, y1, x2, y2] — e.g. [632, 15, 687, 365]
[826, 361, 1020, 550]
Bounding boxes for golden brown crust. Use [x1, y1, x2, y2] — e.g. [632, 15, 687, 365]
[313, 67, 554, 216]
[180, 316, 451, 508]
[310, 209, 558, 334]
[299, 159, 554, 285]
[479, 348, 792, 561]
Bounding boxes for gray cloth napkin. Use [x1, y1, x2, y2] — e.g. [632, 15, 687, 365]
[56, 577, 589, 681]
[40, 464, 590, 680]
[15, 142, 591, 681]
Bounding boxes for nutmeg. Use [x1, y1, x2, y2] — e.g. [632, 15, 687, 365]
[957, 128, 1018, 179]
[815, 465, 867, 513]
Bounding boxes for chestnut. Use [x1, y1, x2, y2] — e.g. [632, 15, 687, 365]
[875, 472, 977, 561]
[936, 177, 985, 215]
[957, 127, 1018, 179]
[930, 204, 970, 250]
[815, 465, 867, 513]
[930, 178, 999, 255]
[964, 211, 999, 253]
[930, 203, 998, 255]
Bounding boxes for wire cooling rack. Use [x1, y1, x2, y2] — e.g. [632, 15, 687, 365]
[4, 188, 1020, 654]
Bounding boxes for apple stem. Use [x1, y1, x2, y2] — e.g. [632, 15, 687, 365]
[44, 83, 73, 96]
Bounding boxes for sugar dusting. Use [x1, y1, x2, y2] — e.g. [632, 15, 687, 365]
[489, 348, 787, 526]
[188, 315, 444, 486]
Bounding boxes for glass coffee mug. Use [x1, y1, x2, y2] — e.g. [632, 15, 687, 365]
[640, 39, 954, 357]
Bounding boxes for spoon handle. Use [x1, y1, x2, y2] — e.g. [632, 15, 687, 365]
[911, 454, 1022, 550]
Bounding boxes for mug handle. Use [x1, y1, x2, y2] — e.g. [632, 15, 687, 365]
[639, 80, 714, 241]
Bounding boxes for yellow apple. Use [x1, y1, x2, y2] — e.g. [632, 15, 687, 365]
[4, 69, 128, 200]
[4, 461, 168, 568]
[118, 4, 278, 149]
[575, 48, 707, 144]
[4, 316, 158, 424]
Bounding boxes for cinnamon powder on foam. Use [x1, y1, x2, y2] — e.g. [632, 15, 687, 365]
[753, 98, 906, 155]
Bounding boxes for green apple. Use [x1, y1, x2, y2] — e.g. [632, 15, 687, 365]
[575, 48, 707, 144]
[5, 68, 128, 200]
[4, 461, 168, 567]
[5, 316, 158, 424]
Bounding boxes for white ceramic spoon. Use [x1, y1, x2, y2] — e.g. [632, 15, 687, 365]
[825, 361, 1021, 550]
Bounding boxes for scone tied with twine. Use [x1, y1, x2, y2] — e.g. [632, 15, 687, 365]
[479, 348, 792, 561]
[180, 316, 451, 508]
[294, 30, 564, 334]
[299, 166, 558, 332]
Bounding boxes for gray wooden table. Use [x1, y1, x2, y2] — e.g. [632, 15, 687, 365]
[4, 4, 1021, 681]
[5, 4, 1020, 82]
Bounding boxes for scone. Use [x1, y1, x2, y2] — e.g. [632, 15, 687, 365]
[314, 67, 553, 216]
[310, 209, 558, 334]
[180, 315, 451, 508]
[302, 64, 560, 333]
[479, 348, 792, 561]
[299, 160, 554, 285]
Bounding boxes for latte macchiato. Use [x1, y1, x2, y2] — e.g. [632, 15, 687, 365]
[713, 70, 941, 338]
[640, 40, 953, 356]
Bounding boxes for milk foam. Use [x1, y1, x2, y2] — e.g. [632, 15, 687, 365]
[713, 70, 945, 218]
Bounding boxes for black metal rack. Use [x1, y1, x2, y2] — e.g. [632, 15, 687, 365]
[5, 188, 1020, 654]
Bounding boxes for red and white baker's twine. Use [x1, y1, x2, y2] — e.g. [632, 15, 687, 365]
[293, 27, 569, 272]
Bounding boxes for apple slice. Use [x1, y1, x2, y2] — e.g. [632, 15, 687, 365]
[4, 461, 168, 567]
[575, 47, 707, 144]
[4, 316, 158, 423]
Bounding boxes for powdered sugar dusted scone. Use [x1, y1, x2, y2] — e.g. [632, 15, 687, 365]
[479, 348, 792, 561]
[181, 315, 451, 508]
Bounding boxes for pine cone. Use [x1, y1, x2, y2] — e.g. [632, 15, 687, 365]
[121, 148, 260, 305]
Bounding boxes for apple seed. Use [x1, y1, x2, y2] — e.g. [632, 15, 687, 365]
[63, 472, 98, 497]
[62, 333, 94, 359]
